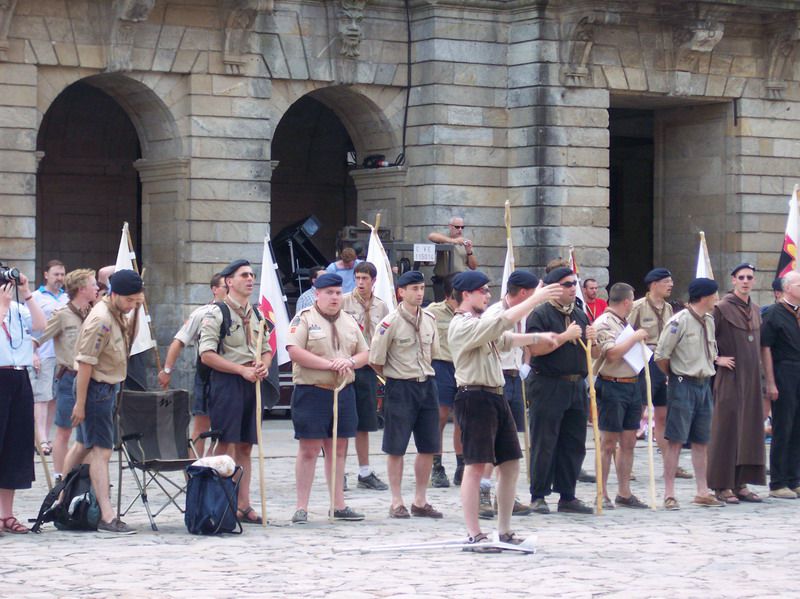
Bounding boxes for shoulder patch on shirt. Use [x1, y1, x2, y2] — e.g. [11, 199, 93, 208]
[290, 315, 301, 327]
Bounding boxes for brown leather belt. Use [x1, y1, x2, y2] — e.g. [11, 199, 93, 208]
[56, 365, 77, 379]
[669, 374, 710, 385]
[458, 385, 504, 396]
[534, 372, 583, 382]
[599, 375, 638, 384]
[0, 365, 26, 371]
[502, 369, 519, 378]
[314, 384, 337, 391]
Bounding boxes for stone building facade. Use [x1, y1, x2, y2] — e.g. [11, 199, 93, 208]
[1, 0, 799, 361]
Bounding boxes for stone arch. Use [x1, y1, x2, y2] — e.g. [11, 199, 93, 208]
[37, 70, 185, 161]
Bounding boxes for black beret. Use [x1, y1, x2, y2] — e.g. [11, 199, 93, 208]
[507, 270, 539, 289]
[453, 270, 490, 291]
[220, 259, 250, 278]
[109, 269, 143, 296]
[644, 268, 672, 284]
[397, 270, 424, 287]
[314, 273, 343, 289]
[688, 277, 718, 300]
[730, 263, 755, 277]
[772, 277, 784, 292]
[543, 267, 573, 285]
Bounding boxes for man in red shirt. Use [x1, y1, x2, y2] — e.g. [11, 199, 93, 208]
[582, 278, 607, 324]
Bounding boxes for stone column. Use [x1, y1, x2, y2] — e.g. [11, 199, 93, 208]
[350, 166, 407, 239]
[0, 62, 37, 277]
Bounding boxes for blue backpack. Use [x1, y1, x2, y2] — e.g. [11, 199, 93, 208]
[184, 465, 243, 535]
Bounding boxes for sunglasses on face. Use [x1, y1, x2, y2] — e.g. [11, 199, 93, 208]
[736, 275, 754, 281]
[452, 225, 465, 229]
[560, 281, 578, 288]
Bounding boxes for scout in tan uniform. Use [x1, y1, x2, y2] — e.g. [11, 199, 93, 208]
[286, 273, 369, 524]
[655, 277, 723, 511]
[342, 261, 389, 491]
[199, 259, 273, 525]
[426, 273, 461, 487]
[369, 271, 442, 519]
[448, 271, 560, 550]
[629, 268, 693, 477]
[34, 268, 98, 479]
[593, 282, 649, 510]
[65, 269, 144, 535]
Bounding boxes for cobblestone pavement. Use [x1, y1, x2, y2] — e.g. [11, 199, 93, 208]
[3, 420, 795, 598]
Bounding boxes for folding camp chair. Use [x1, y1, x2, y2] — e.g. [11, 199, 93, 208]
[116, 389, 197, 531]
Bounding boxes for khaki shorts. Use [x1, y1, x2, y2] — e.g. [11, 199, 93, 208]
[28, 357, 57, 403]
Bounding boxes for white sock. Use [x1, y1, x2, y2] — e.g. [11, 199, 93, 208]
[359, 465, 373, 478]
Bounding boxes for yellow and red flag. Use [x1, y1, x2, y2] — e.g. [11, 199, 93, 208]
[776, 185, 800, 278]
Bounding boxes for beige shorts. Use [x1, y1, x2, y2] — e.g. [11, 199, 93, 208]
[28, 357, 57, 403]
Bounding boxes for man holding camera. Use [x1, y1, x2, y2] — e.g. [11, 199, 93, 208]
[0, 267, 47, 534]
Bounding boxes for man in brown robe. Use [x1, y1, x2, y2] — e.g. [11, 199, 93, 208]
[707, 263, 766, 503]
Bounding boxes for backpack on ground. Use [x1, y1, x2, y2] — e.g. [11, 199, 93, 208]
[184, 464, 243, 535]
[31, 464, 100, 533]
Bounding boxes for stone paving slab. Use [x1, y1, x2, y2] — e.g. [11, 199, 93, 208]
[3, 420, 796, 598]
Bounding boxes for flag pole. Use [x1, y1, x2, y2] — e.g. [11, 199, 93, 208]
[579, 338, 603, 515]
[123, 222, 161, 372]
[641, 342, 657, 510]
[254, 319, 267, 528]
[329, 378, 347, 522]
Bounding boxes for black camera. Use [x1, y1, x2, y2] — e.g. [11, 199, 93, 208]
[0, 262, 21, 285]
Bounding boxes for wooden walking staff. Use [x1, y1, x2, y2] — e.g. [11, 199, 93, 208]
[33, 428, 53, 491]
[641, 341, 657, 510]
[329, 377, 348, 522]
[254, 319, 268, 528]
[578, 338, 603, 515]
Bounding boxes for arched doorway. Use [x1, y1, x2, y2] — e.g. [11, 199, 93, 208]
[271, 94, 357, 266]
[36, 81, 141, 272]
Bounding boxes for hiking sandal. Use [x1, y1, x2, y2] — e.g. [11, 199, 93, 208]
[463, 532, 502, 553]
[2, 516, 30, 534]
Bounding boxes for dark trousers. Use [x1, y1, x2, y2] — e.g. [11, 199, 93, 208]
[770, 361, 800, 490]
[528, 375, 587, 499]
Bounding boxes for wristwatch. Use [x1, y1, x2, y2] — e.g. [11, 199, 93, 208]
[162, 366, 173, 374]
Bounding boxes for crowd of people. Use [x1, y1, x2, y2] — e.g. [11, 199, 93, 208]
[2, 217, 799, 548]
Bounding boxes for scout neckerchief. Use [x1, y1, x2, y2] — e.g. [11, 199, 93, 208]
[548, 300, 577, 344]
[104, 297, 131, 355]
[314, 303, 341, 351]
[686, 305, 713, 363]
[455, 307, 502, 361]
[728, 293, 755, 336]
[645, 294, 667, 337]
[398, 302, 426, 374]
[67, 301, 90, 322]
[352, 289, 373, 339]
[606, 308, 628, 328]
[225, 297, 254, 348]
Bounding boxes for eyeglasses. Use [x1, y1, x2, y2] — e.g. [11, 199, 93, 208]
[736, 275, 754, 281]
[560, 281, 578, 288]
[452, 225, 465, 230]
[475, 287, 491, 295]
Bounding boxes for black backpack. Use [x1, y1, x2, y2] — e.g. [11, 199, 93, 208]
[31, 464, 101, 532]
[184, 465, 243, 535]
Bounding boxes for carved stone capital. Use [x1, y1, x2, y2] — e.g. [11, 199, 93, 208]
[764, 16, 800, 100]
[664, 2, 725, 73]
[338, 0, 367, 59]
[559, 7, 621, 87]
[107, 0, 156, 73]
[0, 0, 18, 62]
[221, 0, 273, 75]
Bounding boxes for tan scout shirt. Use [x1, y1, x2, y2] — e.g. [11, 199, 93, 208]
[37, 304, 87, 370]
[74, 298, 129, 384]
[484, 300, 524, 371]
[175, 304, 214, 347]
[434, 243, 468, 277]
[342, 291, 389, 346]
[593, 309, 639, 378]
[198, 297, 269, 366]
[448, 311, 515, 388]
[426, 300, 456, 362]
[655, 307, 718, 378]
[286, 306, 368, 387]
[630, 295, 673, 349]
[369, 304, 439, 380]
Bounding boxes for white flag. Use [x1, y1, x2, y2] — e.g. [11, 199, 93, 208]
[114, 223, 155, 356]
[366, 224, 397, 310]
[695, 231, 714, 279]
[258, 235, 291, 365]
[500, 200, 515, 298]
[569, 246, 586, 307]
